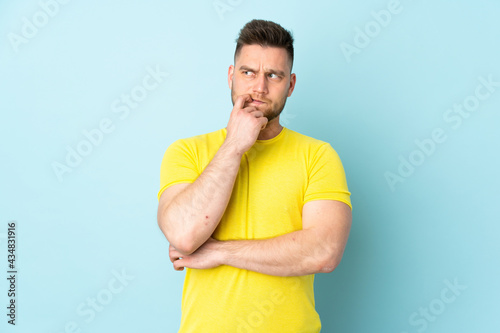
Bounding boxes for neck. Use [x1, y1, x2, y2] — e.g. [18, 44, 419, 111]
[257, 116, 283, 140]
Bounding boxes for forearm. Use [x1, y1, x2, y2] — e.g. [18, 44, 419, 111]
[218, 228, 342, 277]
[160, 141, 242, 254]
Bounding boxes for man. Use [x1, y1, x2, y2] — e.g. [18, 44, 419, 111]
[157, 19, 352, 332]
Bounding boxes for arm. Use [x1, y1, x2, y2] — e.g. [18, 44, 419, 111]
[157, 143, 241, 256]
[169, 199, 352, 276]
[157, 94, 268, 255]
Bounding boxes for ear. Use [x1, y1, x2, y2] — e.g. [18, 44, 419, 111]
[287, 73, 297, 97]
[228, 65, 234, 89]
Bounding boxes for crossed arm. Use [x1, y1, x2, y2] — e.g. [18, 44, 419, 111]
[168, 199, 352, 276]
[157, 139, 352, 277]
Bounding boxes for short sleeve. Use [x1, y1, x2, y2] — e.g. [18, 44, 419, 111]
[304, 143, 352, 210]
[157, 139, 200, 200]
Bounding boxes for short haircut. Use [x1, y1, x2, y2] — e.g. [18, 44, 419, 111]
[234, 19, 294, 71]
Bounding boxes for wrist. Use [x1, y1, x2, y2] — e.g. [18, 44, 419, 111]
[221, 140, 245, 158]
[214, 239, 231, 267]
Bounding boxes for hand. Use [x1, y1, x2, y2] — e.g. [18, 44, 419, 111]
[224, 94, 268, 155]
[169, 237, 223, 271]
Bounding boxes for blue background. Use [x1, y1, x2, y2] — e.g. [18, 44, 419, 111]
[1, 0, 499, 332]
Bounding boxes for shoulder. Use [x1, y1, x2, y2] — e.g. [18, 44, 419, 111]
[284, 128, 336, 152]
[168, 128, 226, 150]
[283, 128, 345, 169]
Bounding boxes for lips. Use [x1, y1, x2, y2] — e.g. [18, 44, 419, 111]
[250, 98, 265, 104]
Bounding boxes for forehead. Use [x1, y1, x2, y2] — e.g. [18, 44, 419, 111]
[236, 44, 291, 72]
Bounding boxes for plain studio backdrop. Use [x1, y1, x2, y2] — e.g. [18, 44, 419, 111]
[1, 0, 499, 332]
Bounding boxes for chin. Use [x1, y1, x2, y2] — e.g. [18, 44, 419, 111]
[265, 111, 282, 123]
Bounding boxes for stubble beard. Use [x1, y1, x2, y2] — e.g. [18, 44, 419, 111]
[230, 88, 288, 123]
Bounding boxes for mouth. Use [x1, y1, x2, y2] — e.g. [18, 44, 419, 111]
[250, 98, 266, 105]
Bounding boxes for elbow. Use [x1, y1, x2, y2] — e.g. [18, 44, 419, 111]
[318, 261, 338, 274]
[169, 237, 199, 256]
[157, 207, 207, 255]
[157, 217, 199, 255]
[317, 254, 343, 274]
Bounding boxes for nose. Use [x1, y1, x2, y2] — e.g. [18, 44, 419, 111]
[253, 74, 268, 94]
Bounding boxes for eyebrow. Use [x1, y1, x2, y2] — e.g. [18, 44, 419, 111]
[238, 66, 286, 77]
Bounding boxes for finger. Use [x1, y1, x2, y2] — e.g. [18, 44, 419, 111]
[169, 249, 182, 263]
[174, 258, 186, 271]
[249, 109, 264, 118]
[260, 117, 268, 130]
[234, 94, 252, 110]
[243, 106, 258, 113]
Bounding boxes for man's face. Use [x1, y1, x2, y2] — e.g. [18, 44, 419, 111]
[228, 44, 296, 122]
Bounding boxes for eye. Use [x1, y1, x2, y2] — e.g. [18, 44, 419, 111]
[243, 71, 254, 76]
[268, 73, 280, 79]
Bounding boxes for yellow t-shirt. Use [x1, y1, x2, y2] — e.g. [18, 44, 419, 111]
[158, 127, 351, 333]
